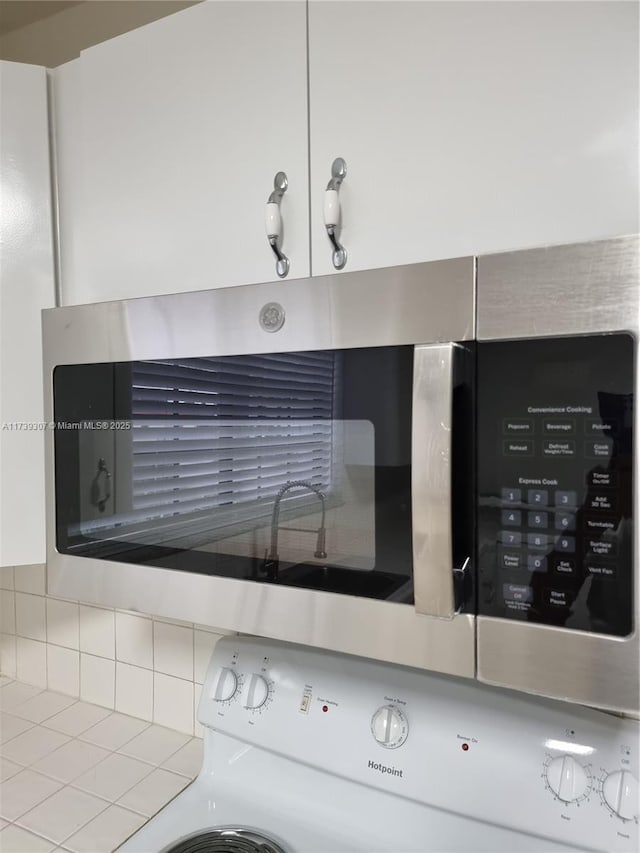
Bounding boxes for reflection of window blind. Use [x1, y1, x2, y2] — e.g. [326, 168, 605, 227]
[129, 353, 337, 529]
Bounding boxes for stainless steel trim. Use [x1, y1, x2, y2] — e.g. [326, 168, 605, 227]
[43, 258, 475, 679]
[477, 234, 639, 342]
[412, 343, 455, 618]
[42, 258, 474, 363]
[477, 234, 639, 713]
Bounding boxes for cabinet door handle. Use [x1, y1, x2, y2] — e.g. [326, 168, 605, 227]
[323, 157, 347, 270]
[265, 171, 290, 278]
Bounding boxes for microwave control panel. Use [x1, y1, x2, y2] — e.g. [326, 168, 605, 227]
[477, 334, 634, 636]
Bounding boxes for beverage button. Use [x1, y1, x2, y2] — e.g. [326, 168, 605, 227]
[556, 535, 575, 553]
[527, 533, 548, 550]
[554, 511, 576, 531]
[501, 487, 522, 504]
[527, 489, 549, 506]
[501, 509, 522, 526]
[499, 530, 522, 547]
[527, 511, 548, 529]
[555, 490, 577, 508]
[526, 555, 547, 572]
[554, 558, 576, 575]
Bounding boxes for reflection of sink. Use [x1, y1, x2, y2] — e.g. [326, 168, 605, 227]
[276, 562, 408, 600]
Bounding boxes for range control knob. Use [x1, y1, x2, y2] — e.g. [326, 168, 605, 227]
[602, 771, 639, 820]
[545, 755, 590, 802]
[371, 705, 408, 749]
[243, 674, 270, 710]
[211, 666, 238, 702]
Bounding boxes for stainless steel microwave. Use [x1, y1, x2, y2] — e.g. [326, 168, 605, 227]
[43, 235, 639, 713]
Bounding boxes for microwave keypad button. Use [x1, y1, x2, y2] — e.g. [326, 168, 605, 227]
[501, 488, 522, 504]
[527, 511, 548, 529]
[527, 489, 548, 506]
[527, 533, 548, 549]
[526, 555, 547, 572]
[554, 512, 576, 531]
[503, 583, 533, 604]
[585, 561, 616, 579]
[500, 550, 521, 570]
[553, 558, 576, 575]
[501, 510, 521, 527]
[545, 589, 572, 608]
[586, 493, 617, 513]
[556, 535, 575, 553]
[555, 490, 577, 508]
[499, 530, 522, 547]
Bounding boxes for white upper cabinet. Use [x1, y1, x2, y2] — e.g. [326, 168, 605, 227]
[308, 1, 639, 275]
[53, 1, 309, 305]
[0, 61, 56, 566]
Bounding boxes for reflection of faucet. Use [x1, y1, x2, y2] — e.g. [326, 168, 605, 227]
[262, 480, 327, 578]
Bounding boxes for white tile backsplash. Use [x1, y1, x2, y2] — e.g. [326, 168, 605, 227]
[13, 565, 46, 596]
[0, 633, 17, 678]
[79, 654, 114, 709]
[0, 564, 236, 741]
[46, 599, 79, 650]
[47, 646, 80, 697]
[153, 673, 194, 735]
[16, 638, 47, 688]
[115, 662, 153, 721]
[153, 621, 193, 681]
[0, 566, 15, 590]
[194, 629, 223, 684]
[115, 612, 152, 669]
[15, 593, 46, 642]
[79, 606, 115, 660]
[0, 589, 16, 635]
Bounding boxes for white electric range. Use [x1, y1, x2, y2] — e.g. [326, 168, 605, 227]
[119, 636, 639, 853]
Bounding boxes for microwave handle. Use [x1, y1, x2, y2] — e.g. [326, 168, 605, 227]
[412, 342, 465, 619]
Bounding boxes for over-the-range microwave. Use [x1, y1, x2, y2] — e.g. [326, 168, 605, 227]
[43, 236, 638, 713]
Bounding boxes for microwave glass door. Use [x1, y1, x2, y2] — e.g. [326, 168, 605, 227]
[53, 346, 418, 603]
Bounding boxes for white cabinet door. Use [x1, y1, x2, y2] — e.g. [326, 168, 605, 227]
[309, 1, 639, 275]
[0, 61, 56, 566]
[54, 0, 309, 305]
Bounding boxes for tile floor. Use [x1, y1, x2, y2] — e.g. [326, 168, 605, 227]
[0, 680, 201, 852]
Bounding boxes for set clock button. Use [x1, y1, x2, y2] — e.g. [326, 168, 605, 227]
[371, 705, 408, 749]
[602, 771, 639, 820]
[545, 755, 590, 802]
[243, 674, 270, 709]
[211, 667, 238, 702]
